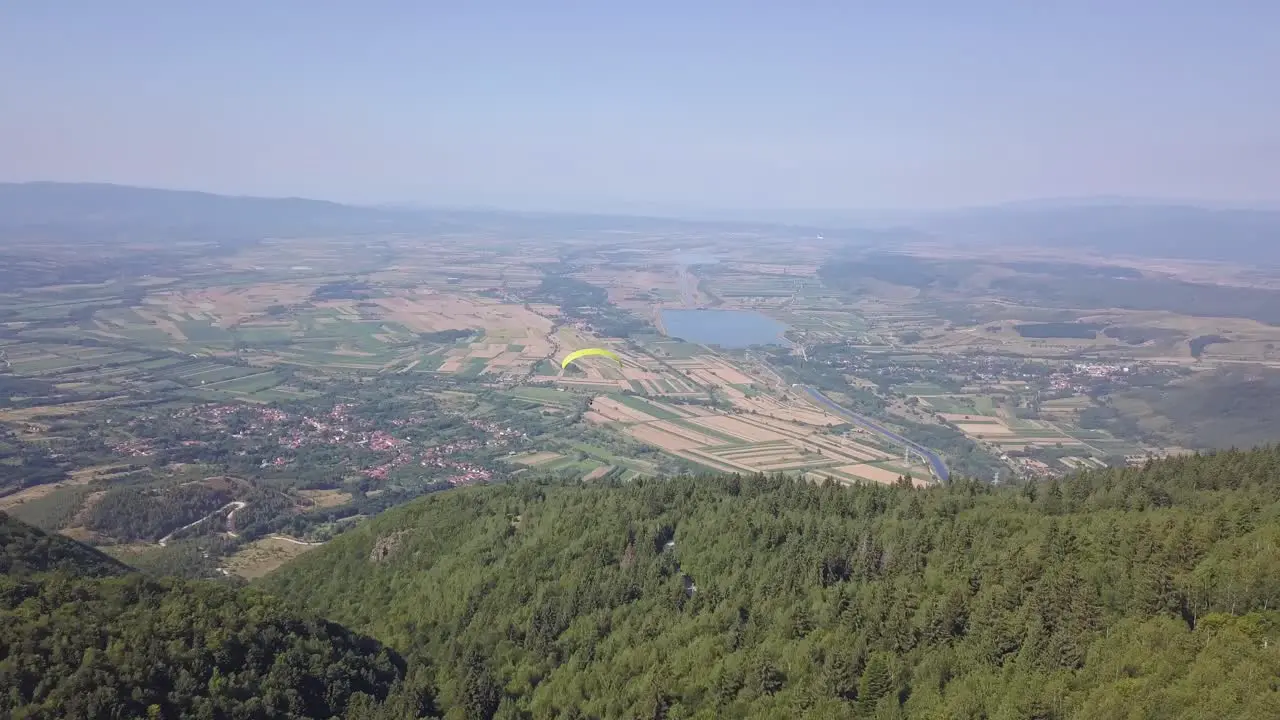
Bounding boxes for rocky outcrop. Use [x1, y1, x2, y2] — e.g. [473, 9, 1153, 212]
[368, 530, 408, 563]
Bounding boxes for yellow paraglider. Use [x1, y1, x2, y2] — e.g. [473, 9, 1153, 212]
[561, 348, 623, 370]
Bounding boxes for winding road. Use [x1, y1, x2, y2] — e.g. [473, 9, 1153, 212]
[158, 501, 246, 546]
[267, 534, 325, 547]
[801, 386, 950, 483]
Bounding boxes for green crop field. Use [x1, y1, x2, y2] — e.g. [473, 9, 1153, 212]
[561, 441, 657, 474]
[969, 396, 998, 415]
[507, 386, 581, 407]
[664, 418, 744, 444]
[609, 394, 682, 420]
[407, 355, 445, 372]
[899, 382, 951, 396]
[1062, 428, 1114, 441]
[651, 341, 703, 359]
[920, 396, 976, 413]
[557, 382, 620, 393]
[207, 371, 286, 394]
[456, 357, 490, 379]
[179, 365, 265, 384]
[132, 357, 187, 370]
[234, 326, 295, 344]
[1010, 429, 1070, 439]
[179, 321, 235, 344]
[7, 356, 88, 373]
[250, 385, 321, 402]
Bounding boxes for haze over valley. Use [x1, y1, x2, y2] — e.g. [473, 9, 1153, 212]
[3, 4, 1280, 719]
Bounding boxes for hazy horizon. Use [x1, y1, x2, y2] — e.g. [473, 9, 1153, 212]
[4, 3, 1278, 213]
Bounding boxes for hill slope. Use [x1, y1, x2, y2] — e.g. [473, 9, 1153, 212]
[1, 510, 130, 577]
[0, 514, 436, 719]
[262, 450, 1280, 719]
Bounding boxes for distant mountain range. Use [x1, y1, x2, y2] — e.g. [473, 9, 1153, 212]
[0, 182, 444, 241]
[0, 182, 798, 243]
[660, 198, 1280, 264]
[914, 202, 1280, 264]
[980, 195, 1280, 212]
[3, 182, 1278, 263]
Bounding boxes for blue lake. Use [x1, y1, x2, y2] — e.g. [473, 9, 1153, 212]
[660, 309, 790, 348]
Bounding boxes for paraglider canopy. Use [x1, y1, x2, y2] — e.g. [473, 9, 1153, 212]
[561, 348, 622, 370]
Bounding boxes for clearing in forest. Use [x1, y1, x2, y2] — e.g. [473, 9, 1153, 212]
[223, 536, 323, 579]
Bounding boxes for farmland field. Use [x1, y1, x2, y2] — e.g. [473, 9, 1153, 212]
[584, 389, 930, 484]
[1, 185, 1252, 579]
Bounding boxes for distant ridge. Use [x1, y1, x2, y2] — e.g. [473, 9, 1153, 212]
[0, 181, 421, 232]
[4, 182, 1278, 262]
[915, 202, 1280, 264]
[978, 195, 1280, 211]
[0, 182, 832, 242]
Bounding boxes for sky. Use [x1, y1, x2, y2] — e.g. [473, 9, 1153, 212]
[2, 2, 1278, 213]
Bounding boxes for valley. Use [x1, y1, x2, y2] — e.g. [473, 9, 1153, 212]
[7, 4, 1280, 716]
[3, 185, 1280, 718]
[8, 187, 1280, 580]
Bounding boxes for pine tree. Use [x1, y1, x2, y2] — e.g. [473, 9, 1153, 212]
[749, 654, 786, 697]
[857, 652, 894, 714]
[791, 604, 815, 638]
[823, 651, 860, 702]
[458, 648, 499, 720]
[709, 665, 742, 708]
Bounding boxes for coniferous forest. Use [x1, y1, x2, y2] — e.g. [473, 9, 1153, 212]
[4, 447, 1280, 718]
[0, 513, 432, 719]
[262, 447, 1280, 719]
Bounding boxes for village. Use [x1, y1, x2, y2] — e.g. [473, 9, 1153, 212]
[111, 401, 528, 488]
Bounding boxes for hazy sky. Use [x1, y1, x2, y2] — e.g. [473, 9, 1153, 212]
[3, 2, 1278, 211]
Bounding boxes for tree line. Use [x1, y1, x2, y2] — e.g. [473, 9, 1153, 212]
[261, 446, 1280, 718]
[1, 512, 439, 719]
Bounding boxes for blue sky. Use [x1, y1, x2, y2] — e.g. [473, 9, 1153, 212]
[2, 2, 1277, 211]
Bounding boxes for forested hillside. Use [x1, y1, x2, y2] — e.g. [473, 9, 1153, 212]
[262, 449, 1280, 719]
[0, 514, 438, 719]
[1, 511, 129, 577]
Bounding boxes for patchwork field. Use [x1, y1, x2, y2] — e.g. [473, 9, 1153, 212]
[829, 463, 918, 486]
[575, 267, 688, 309]
[0, 336, 317, 404]
[508, 451, 564, 467]
[374, 291, 552, 336]
[9, 210, 1256, 585]
[151, 284, 317, 328]
[15, 281, 567, 380]
[584, 393, 931, 485]
[525, 344, 715, 396]
[0, 464, 129, 512]
[911, 394, 1146, 475]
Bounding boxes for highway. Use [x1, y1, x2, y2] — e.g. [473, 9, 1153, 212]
[801, 386, 951, 483]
